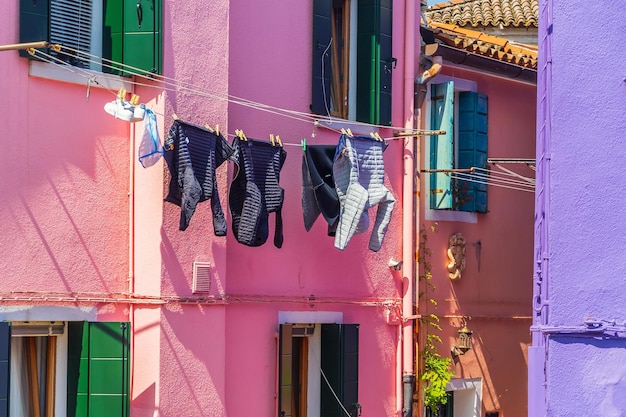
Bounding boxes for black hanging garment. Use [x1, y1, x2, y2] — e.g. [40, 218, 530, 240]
[229, 137, 287, 248]
[301, 145, 340, 235]
[164, 120, 234, 233]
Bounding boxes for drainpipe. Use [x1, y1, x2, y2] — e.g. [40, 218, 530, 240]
[529, 0, 552, 415]
[402, 1, 417, 416]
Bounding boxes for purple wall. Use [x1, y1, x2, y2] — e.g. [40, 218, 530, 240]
[531, 1, 626, 415]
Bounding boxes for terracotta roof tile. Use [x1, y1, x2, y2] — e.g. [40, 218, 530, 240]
[425, 0, 538, 28]
[427, 22, 538, 69]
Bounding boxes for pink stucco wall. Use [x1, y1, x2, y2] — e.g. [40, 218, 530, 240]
[146, 0, 407, 416]
[421, 67, 536, 416]
[0, 4, 130, 296]
[2, 0, 410, 416]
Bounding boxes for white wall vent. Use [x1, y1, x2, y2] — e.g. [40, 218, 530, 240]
[192, 261, 212, 294]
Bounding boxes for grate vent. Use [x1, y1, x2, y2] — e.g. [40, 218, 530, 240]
[192, 261, 212, 294]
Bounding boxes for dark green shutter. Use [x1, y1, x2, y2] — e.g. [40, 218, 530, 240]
[18, 0, 51, 58]
[68, 322, 130, 417]
[430, 82, 454, 210]
[311, 0, 332, 115]
[0, 323, 10, 417]
[104, 0, 162, 75]
[278, 324, 294, 417]
[320, 324, 359, 417]
[457, 91, 488, 213]
[357, 0, 393, 125]
[104, 0, 124, 74]
[123, 0, 162, 74]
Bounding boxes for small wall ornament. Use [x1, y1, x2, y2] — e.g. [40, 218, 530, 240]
[447, 233, 466, 280]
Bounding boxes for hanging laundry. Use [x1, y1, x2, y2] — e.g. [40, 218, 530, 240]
[333, 133, 395, 252]
[103, 89, 145, 123]
[138, 109, 163, 168]
[229, 136, 287, 248]
[301, 145, 340, 236]
[164, 119, 234, 234]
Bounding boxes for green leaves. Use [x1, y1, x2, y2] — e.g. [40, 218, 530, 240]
[418, 226, 454, 411]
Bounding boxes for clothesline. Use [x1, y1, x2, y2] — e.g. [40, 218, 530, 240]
[26, 45, 535, 193]
[30, 46, 415, 144]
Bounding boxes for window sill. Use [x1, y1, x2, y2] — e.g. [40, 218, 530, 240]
[316, 117, 379, 137]
[29, 60, 133, 91]
[424, 208, 478, 223]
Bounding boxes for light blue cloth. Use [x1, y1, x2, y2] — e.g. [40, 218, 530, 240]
[138, 109, 163, 168]
[332, 134, 395, 252]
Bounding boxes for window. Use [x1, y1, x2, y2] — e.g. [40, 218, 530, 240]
[0, 321, 130, 417]
[311, 0, 393, 125]
[19, 0, 162, 75]
[278, 323, 359, 417]
[429, 81, 488, 213]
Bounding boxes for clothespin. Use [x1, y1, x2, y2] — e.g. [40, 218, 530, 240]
[236, 129, 247, 141]
[205, 124, 215, 133]
[172, 113, 179, 120]
[341, 128, 347, 135]
[270, 134, 275, 146]
[301, 138, 307, 151]
[370, 132, 383, 142]
[276, 135, 283, 147]
[117, 88, 127, 100]
[215, 124, 220, 136]
[347, 128, 353, 137]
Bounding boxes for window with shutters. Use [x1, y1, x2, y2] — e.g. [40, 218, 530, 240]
[19, 0, 162, 75]
[311, 0, 393, 125]
[278, 323, 360, 417]
[0, 321, 130, 417]
[428, 80, 488, 214]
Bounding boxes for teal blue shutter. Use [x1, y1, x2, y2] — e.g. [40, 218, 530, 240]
[457, 91, 488, 213]
[357, 0, 393, 125]
[311, 0, 332, 115]
[320, 324, 359, 417]
[0, 323, 9, 417]
[278, 324, 294, 417]
[430, 82, 454, 209]
[67, 322, 130, 417]
[18, 0, 51, 58]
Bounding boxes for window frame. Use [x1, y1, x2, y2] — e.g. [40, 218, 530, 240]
[19, 0, 162, 76]
[278, 323, 359, 417]
[311, 0, 393, 125]
[424, 76, 488, 222]
[0, 321, 130, 417]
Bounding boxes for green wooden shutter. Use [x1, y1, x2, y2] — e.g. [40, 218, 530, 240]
[123, 0, 162, 74]
[357, 0, 393, 125]
[19, 0, 51, 58]
[278, 324, 294, 417]
[457, 91, 488, 213]
[320, 324, 359, 417]
[0, 323, 10, 417]
[67, 322, 130, 417]
[104, 0, 162, 75]
[103, 0, 123, 74]
[311, 0, 332, 115]
[430, 82, 454, 210]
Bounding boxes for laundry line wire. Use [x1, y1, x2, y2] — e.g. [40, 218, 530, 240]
[473, 167, 535, 186]
[424, 166, 535, 189]
[465, 171, 535, 190]
[450, 173, 535, 193]
[48, 45, 415, 139]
